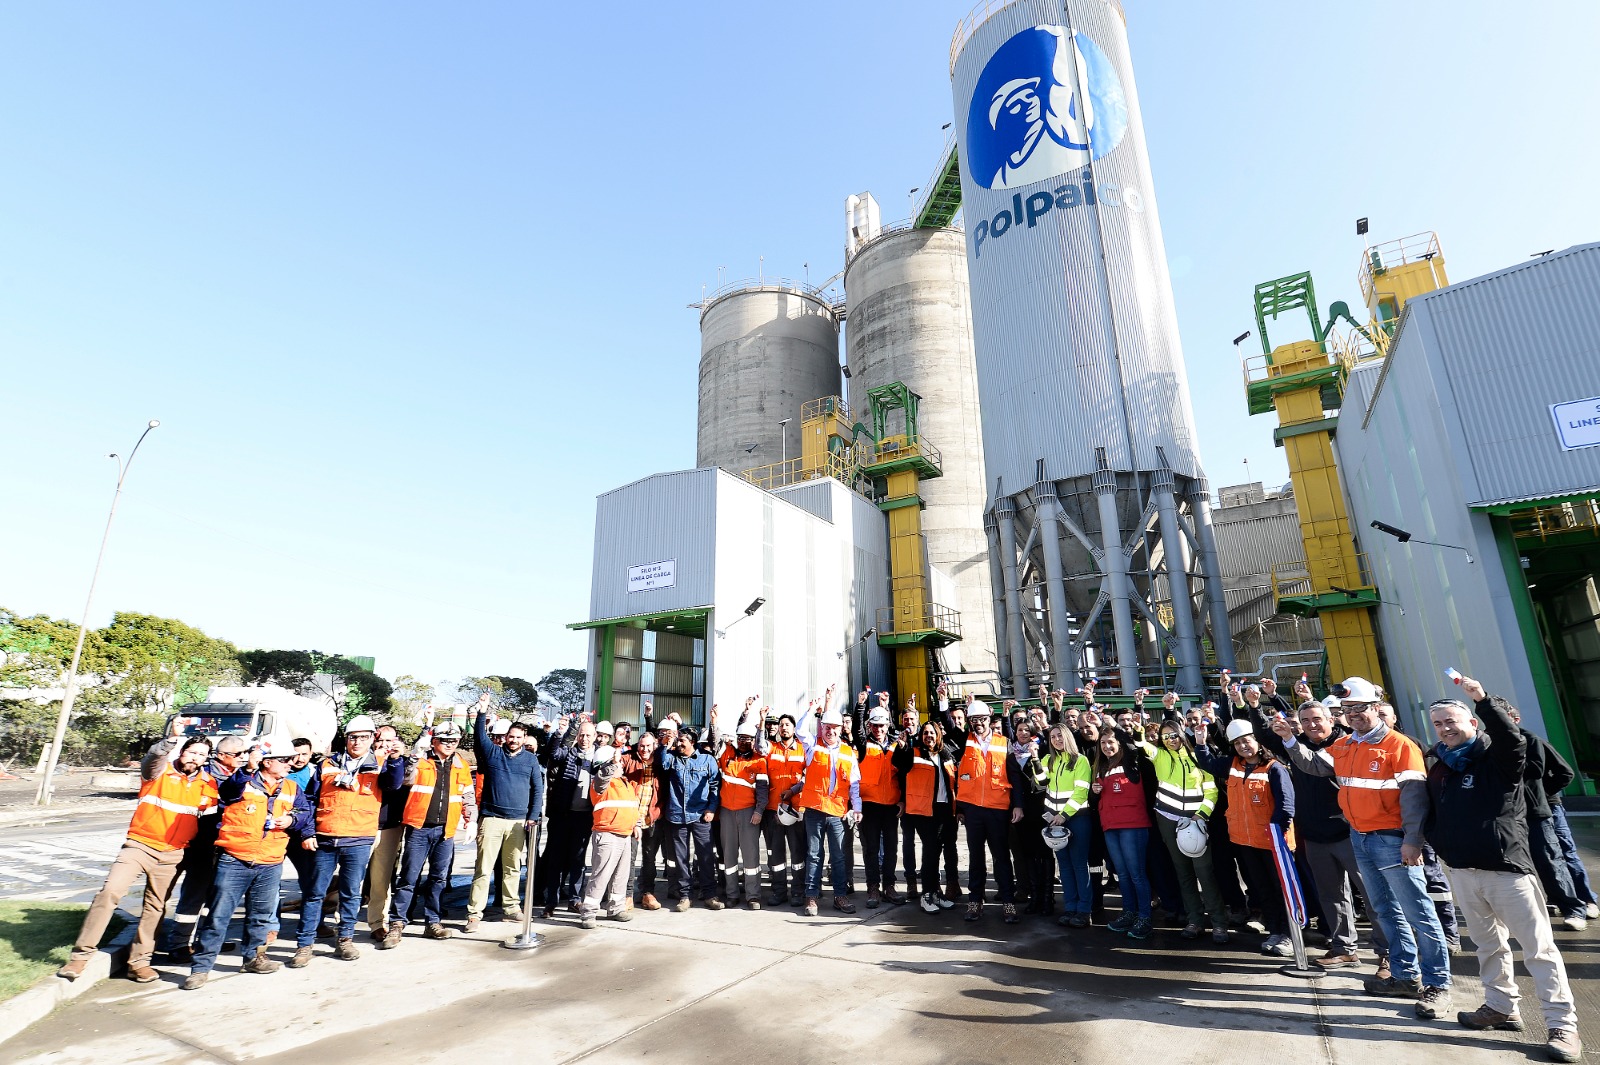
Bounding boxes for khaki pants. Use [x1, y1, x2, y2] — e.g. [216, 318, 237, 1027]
[580, 832, 632, 918]
[1448, 865, 1578, 1033]
[469, 816, 528, 919]
[366, 826, 404, 929]
[74, 839, 183, 968]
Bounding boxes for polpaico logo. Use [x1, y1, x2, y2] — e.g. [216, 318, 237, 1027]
[965, 25, 1128, 191]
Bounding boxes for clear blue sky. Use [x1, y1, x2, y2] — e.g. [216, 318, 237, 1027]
[4, 2, 1597, 692]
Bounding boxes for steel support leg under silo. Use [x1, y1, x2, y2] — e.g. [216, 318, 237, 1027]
[983, 511, 1013, 691]
[1091, 469, 1140, 694]
[1153, 467, 1203, 693]
[1034, 481, 1075, 688]
[1186, 477, 1236, 672]
[995, 495, 1031, 697]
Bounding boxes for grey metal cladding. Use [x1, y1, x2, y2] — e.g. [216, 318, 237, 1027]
[590, 468, 719, 622]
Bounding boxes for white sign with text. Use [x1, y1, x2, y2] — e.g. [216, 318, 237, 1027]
[1551, 396, 1600, 452]
[628, 559, 676, 592]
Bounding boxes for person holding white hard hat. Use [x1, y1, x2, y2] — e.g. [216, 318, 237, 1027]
[711, 701, 769, 908]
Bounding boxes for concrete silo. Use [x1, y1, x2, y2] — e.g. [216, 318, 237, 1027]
[697, 285, 842, 476]
[844, 220, 998, 681]
[950, 0, 1233, 695]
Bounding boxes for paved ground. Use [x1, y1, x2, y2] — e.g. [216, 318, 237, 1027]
[6, 811, 1598, 1064]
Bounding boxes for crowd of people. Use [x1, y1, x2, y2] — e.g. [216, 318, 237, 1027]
[61, 673, 1592, 1061]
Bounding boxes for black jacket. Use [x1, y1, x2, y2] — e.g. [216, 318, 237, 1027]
[1262, 724, 1352, 845]
[1424, 695, 1532, 875]
[1522, 730, 1575, 821]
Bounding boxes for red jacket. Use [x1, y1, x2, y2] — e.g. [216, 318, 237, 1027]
[1095, 764, 1151, 830]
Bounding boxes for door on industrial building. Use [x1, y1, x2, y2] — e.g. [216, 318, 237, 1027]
[607, 627, 706, 728]
[1545, 574, 1600, 777]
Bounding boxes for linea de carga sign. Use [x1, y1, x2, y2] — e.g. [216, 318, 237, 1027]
[628, 559, 676, 592]
[1551, 397, 1600, 452]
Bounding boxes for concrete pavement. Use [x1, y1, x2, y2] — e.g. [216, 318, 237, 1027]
[7, 817, 1598, 1064]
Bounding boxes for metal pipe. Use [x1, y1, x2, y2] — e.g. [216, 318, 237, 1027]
[1153, 467, 1203, 693]
[1035, 482, 1076, 688]
[1187, 477, 1237, 670]
[984, 510, 1012, 689]
[995, 494, 1031, 697]
[1092, 469, 1140, 694]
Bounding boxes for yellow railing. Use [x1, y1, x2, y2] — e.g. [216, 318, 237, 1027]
[739, 448, 862, 492]
[1358, 232, 1444, 307]
[1511, 498, 1600, 542]
[801, 395, 850, 422]
[869, 433, 942, 471]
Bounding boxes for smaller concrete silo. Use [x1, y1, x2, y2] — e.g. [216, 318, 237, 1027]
[697, 284, 842, 476]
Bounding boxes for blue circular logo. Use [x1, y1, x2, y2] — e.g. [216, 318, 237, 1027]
[965, 25, 1129, 190]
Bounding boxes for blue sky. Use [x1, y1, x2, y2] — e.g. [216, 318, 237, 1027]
[4, 2, 1597, 691]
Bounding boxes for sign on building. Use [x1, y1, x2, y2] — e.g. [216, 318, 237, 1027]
[1551, 396, 1600, 452]
[628, 559, 676, 592]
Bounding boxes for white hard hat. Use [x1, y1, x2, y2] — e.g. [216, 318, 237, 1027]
[490, 718, 512, 736]
[1321, 694, 1342, 709]
[256, 732, 295, 759]
[1224, 719, 1256, 745]
[820, 708, 844, 727]
[590, 744, 616, 766]
[965, 700, 992, 718]
[595, 720, 615, 735]
[1176, 817, 1210, 858]
[344, 715, 377, 735]
[1334, 676, 1381, 704]
[866, 708, 892, 726]
[1041, 824, 1071, 852]
[776, 802, 801, 826]
[736, 718, 759, 737]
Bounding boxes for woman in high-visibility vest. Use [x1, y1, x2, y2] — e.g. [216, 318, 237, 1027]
[1129, 718, 1229, 943]
[1030, 725, 1093, 927]
[893, 719, 960, 914]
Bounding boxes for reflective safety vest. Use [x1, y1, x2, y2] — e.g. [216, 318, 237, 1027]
[403, 754, 474, 838]
[590, 776, 643, 836]
[718, 747, 768, 811]
[216, 775, 298, 865]
[314, 757, 385, 838]
[858, 741, 902, 806]
[127, 764, 219, 851]
[764, 740, 805, 811]
[1226, 758, 1293, 852]
[956, 734, 1011, 811]
[797, 743, 858, 817]
[1030, 752, 1091, 820]
[1321, 729, 1425, 834]
[1135, 740, 1218, 820]
[904, 751, 955, 817]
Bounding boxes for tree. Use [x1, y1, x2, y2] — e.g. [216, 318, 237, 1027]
[388, 674, 435, 725]
[488, 675, 539, 712]
[240, 649, 392, 725]
[536, 668, 587, 713]
[89, 613, 241, 714]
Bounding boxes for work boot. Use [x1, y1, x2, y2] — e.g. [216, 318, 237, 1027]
[834, 896, 856, 914]
[866, 889, 881, 909]
[504, 909, 524, 924]
[1315, 951, 1359, 970]
[463, 917, 481, 933]
[181, 972, 208, 991]
[641, 894, 661, 911]
[945, 877, 963, 903]
[579, 914, 597, 930]
[242, 948, 282, 975]
[377, 921, 404, 950]
[56, 955, 90, 981]
[1211, 925, 1229, 945]
[1003, 904, 1021, 925]
[287, 946, 313, 969]
[746, 899, 761, 911]
[883, 889, 907, 906]
[804, 898, 819, 917]
[368, 925, 386, 943]
[1414, 985, 1451, 1020]
[611, 910, 634, 922]
[1456, 1004, 1523, 1031]
[1363, 974, 1421, 999]
[705, 897, 725, 911]
[424, 923, 452, 940]
[126, 963, 159, 984]
[675, 898, 691, 913]
[335, 938, 360, 961]
[1547, 1029, 1583, 1063]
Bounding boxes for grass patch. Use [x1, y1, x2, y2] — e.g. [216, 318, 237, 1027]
[0, 901, 119, 1001]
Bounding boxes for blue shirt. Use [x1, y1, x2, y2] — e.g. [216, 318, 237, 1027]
[473, 713, 546, 820]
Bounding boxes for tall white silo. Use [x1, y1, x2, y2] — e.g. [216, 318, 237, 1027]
[844, 219, 998, 682]
[950, 0, 1233, 695]
[697, 285, 842, 475]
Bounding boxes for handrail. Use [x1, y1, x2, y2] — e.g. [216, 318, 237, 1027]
[878, 602, 963, 639]
[1270, 552, 1373, 601]
[867, 432, 942, 472]
[844, 215, 965, 268]
[693, 276, 842, 320]
[1358, 232, 1443, 306]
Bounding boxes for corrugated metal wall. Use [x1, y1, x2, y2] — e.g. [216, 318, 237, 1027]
[589, 468, 720, 623]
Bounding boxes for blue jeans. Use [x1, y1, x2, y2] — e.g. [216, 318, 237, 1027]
[803, 809, 848, 898]
[1053, 810, 1093, 916]
[298, 841, 373, 944]
[392, 825, 455, 926]
[191, 852, 282, 974]
[1551, 804, 1597, 906]
[1103, 827, 1151, 919]
[1349, 830, 1451, 987]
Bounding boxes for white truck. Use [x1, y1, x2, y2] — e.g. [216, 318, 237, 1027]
[167, 684, 339, 753]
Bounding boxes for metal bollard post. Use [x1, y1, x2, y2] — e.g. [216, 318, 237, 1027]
[504, 821, 543, 951]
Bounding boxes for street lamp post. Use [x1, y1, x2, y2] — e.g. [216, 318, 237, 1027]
[34, 420, 162, 805]
[779, 418, 791, 470]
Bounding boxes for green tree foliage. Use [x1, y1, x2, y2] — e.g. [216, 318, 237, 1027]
[87, 613, 241, 713]
[238, 648, 393, 727]
[388, 674, 435, 723]
[536, 668, 587, 712]
[489, 675, 539, 711]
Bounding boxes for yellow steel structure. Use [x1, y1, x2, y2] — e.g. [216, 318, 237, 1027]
[1243, 233, 1447, 688]
[739, 396, 862, 492]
